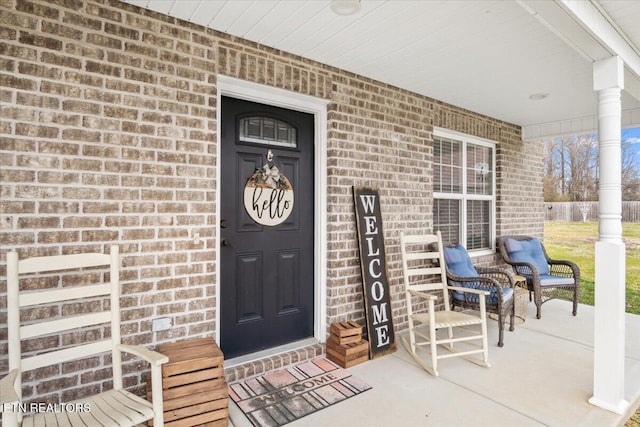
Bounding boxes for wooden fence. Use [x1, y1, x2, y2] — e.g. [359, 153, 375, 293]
[545, 201, 640, 222]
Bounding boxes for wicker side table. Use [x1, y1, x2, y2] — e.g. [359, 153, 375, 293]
[512, 274, 528, 324]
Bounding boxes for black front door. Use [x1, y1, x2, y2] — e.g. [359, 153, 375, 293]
[220, 96, 314, 359]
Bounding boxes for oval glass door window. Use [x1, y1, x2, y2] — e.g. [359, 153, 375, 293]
[243, 163, 294, 226]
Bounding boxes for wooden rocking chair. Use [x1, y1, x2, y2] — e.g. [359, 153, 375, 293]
[1, 245, 168, 427]
[400, 231, 490, 376]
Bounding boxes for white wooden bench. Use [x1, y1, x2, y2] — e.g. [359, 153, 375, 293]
[1, 245, 168, 427]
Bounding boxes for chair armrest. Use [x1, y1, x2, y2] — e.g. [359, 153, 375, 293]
[446, 285, 490, 296]
[407, 289, 437, 301]
[118, 344, 167, 427]
[547, 259, 580, 279]
[0, 369, 20, 405]
[118, 344, 169, 366]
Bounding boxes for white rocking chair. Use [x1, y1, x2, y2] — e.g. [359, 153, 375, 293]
[1, 245, 168, 427]
[400, 231, 491, 376]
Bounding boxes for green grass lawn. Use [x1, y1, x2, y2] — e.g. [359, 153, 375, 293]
[543, 222, 640, 427]
[543, 221, 640, 315]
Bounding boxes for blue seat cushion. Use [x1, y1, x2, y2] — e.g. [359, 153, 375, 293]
[521, 274, 575, 288]
[444, 244, 513, 305]
[504, 238, 549, 275]
[451, 284, 514, 305]
[539, 274, 575, 286]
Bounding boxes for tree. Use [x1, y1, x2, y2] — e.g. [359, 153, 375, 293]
[543, 131, 640, 202]
[565, 134, 598, 201]
[543, 138, 565, 201]
[622, 129, 640, 201]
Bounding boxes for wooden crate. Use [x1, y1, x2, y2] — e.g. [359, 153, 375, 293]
[149, 338, 228, 427]
[329, 321, 363, 345]
[326, 338, 369, 368]
[326, 321, 368, 368]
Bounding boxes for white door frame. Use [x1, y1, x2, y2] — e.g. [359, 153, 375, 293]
[215, 75, 329, 351]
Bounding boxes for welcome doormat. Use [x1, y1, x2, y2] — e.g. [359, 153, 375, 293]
[228, 358, 371, 427]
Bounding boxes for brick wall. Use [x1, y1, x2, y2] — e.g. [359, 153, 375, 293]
[0, 0, 542, 401]
[496, 131, 546, 238]
[1, 0, 218, 402]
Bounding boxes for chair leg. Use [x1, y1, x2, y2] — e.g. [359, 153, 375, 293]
[497, 315, 504, 347]
[481, 317, 490, 366]
[401, 317, 438, 376]
[430, 326, 439, 377]
[446, 326, 454, 351]
[509, 304, 515, 332]
[401, 335, 435, 376]
[406, 318, 417, 358]
[572, 288, 578, 316]
[408, 324, 417, 353]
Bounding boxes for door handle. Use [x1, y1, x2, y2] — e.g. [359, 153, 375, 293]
[221, 239, 232, 247]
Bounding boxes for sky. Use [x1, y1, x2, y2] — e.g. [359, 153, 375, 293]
[623, 126, 640, 143]
[623, 127, 640, 169]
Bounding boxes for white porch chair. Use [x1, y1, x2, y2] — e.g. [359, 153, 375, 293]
[400, 231, 491, 376]
[1, 245, 168, 427]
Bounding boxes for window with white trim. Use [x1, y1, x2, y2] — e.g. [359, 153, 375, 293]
[433, 129, 496, 252]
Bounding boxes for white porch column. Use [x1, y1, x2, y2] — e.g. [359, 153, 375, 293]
[589, 56, 629, 414]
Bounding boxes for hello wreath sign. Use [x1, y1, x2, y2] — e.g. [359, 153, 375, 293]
[244, 150, 294, 227]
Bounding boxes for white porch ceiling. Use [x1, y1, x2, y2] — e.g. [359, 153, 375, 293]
[121, 0, 640, 139]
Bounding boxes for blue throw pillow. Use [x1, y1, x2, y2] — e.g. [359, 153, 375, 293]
[505, 238, 549, 275]
[443, 244, 478, 277]
[445, 244, 513, 305]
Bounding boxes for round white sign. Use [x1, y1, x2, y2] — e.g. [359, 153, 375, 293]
[243, 164, 294, 226]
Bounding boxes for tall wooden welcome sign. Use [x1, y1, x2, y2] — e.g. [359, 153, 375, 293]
[353, 186, 396, 359]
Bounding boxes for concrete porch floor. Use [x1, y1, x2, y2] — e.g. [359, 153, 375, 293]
[229, 299, 640, 427]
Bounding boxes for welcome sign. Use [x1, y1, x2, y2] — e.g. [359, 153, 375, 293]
[352, 186, 396, 359]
